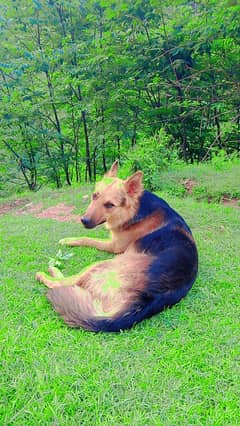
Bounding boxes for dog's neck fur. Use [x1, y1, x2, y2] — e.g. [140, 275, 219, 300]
[114, 190, 168, 232]
[110, 190, 159, 232]
[117, 198, 141, 231]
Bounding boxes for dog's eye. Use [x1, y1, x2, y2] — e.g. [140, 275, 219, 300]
[104, 202, 115, 209]
[92, 192, 99, 200]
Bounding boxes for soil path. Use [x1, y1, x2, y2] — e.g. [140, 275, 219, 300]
[0, 200, 83, 222]
[221, 196, 240, 210]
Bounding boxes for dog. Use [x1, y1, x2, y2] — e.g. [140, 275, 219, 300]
[36, 161, 198, 332]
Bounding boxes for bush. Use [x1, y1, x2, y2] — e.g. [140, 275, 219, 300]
[210, 149, 239, 171]
[120, 129, 180, 190]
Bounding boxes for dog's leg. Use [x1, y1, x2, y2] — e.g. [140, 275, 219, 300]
[48, 266, 64, 278]
[36, 270, 87, 289]
[36, 259, 108, 289]
[59, 237, 115, 253]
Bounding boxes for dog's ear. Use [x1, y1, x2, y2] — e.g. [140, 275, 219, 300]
[106, 160, 119, 177]
[124, 171, 143, 197]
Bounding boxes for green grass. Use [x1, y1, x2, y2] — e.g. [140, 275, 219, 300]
[1, 174, 240, 425]
[157, 161, 240, 201]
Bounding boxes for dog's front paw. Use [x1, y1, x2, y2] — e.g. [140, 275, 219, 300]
[59, 237, 75, 246]
[35, 271, 45, 282]
[59, 237, 85, 246]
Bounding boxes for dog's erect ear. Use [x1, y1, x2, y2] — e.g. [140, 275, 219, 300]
[105, 160, 119, 177]
[124, 171, 143, 197]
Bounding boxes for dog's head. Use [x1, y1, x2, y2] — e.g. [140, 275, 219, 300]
[81, 161, 143, 230]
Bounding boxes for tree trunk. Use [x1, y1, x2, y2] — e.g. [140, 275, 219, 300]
[214, 107, 222, 148]
[116, 136, 121, 159]
[36, 19, 71, 185]
[82, 109, 92, 182]
[101, 106, 107, 172]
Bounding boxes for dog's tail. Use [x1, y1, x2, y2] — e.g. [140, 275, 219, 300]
[47, 284, 191, 332]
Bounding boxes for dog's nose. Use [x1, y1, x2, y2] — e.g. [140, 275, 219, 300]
[81, 216, 93, 228]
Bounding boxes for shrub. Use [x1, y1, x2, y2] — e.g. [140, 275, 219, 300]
[120, 129, 180, 190]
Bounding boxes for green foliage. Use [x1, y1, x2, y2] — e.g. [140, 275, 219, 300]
[0, 0, 239, 192]
[120, 129, 180, 189]
[210, 149, 239, 171]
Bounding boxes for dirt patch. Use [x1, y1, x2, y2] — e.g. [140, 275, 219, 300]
[0, 199, 30, 216]
[182, 179, 197, 194]
[14, 201, 83, 222]
[221, 196, 240, 210]
[0, 198, 83, 222]
[35, 203, 82, 222]
[15, 202, 44, 216]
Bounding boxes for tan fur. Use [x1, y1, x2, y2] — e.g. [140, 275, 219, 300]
[40, 252, 153, 325]
[60, 168, 163, 254]
[82, 173, 143, 232]
[37, 162, 166, 328]
[81, 253, 152, 315]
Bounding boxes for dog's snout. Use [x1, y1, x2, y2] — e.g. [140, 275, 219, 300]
[81, 216, 94, 229]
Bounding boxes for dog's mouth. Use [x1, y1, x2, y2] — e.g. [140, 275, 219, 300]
[81, 217, 105, 229]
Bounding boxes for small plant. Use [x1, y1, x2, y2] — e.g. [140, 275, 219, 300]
[48, 249, 74, 269]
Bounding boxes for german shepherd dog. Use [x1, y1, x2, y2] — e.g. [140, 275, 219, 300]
[36, 161, 198, 332]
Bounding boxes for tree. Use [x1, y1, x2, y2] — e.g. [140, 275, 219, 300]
[0, 0, 239, 193]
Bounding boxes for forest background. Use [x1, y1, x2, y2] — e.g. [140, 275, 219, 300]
[0, 0, 239, 195]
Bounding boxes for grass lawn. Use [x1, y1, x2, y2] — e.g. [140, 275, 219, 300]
[0, 173, 240, 425]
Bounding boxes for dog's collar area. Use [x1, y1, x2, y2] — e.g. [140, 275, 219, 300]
[118, 214, 144, 231]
